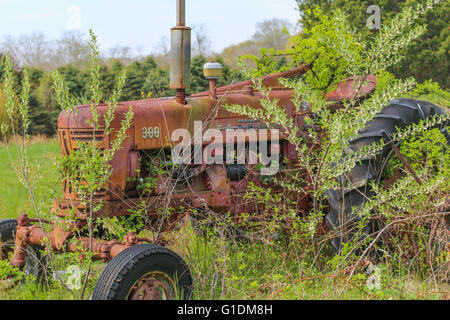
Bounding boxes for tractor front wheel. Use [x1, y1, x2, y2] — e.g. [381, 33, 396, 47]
[91, 244, 193, 300]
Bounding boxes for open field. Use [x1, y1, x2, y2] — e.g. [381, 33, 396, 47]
[0, 136, 448, 300]
[0, 137, 60, 220]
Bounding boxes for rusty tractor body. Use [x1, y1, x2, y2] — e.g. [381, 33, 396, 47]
[54, 64, 376, 220]
[8, 64, 376, 274]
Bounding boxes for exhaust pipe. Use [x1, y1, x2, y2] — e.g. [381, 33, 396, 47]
[170, 0, 191, 104]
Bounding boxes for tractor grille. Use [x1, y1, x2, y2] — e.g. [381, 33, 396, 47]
[59, 128, 108, 201]
[62, 181, 107, 201]
[70, 129, 105, 142]
[58, 130, 71, 156]
[58, 128, 106, 155]
[70, 129, 106, 149]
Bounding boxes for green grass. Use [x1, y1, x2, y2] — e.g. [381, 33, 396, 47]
[168, 221, 449, 300]
[0, 139, 60, 220]
[0, 139, 448, 300]
[2, 219, 448, 300]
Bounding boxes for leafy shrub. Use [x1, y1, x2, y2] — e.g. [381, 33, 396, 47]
[226, 0, 449, 282]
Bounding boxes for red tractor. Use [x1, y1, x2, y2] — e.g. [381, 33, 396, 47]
[0, 0, 447, 300]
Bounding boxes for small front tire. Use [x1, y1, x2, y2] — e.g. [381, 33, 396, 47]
[91, 244, 193, 300]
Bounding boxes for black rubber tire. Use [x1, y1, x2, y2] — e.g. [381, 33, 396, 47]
[325, 98, 448, 252]
[0, 219, 18, 247]
[91, 244, 193, 300]
[0, 219, 46, 280]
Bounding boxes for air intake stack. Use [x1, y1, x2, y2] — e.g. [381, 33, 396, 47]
[170, 0, 191, 104]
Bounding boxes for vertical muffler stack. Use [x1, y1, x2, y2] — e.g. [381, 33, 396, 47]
[170, 0, 191, 104]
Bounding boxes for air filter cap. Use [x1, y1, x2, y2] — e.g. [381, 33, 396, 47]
[203, 62, 223, 79]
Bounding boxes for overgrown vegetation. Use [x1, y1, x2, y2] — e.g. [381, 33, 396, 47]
[0, 1, 449, 300]
[296, 0, 450, 88]
[225, 0, 449, 296]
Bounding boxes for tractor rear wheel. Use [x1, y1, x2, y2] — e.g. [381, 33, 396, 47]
[325, 98, 448, 252]
[91, 244, 193, 300]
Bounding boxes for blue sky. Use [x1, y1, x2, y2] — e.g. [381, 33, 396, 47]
[0, 0, 300, 54]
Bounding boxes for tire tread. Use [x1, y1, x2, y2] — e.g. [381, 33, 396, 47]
[325, 98, 448, 251]
[92, 244, 193, 300]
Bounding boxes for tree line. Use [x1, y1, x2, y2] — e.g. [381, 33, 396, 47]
[0, 18, 294, 138]
[0, 53, 247, 137]
[296, 0, 449, 88]
[1, 1, 448, 139]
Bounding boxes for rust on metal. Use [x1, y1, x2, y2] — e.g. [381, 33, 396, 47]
[170, 0, 191, 103]
[52, 68, 378, 224]
[325, 76, 377, 102]
[10, 214, 154, 266]
[209, 78, 217, 100]
[130, 273, 174, 300]
[18, 65, 378, 270]
[177, 0, 186, 26]
[8, 67, 380, 293]
[5, 0, 384, 278]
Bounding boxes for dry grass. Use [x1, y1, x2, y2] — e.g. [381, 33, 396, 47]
[0, 135, 55, 147]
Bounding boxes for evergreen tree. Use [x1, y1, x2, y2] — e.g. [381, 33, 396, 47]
[188, 55, 247, 95]
[188, 55, 209, 95]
